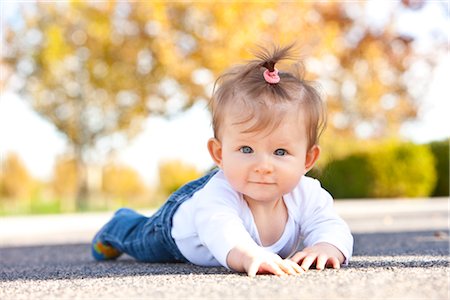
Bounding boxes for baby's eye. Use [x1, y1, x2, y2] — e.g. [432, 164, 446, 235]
[274, 148, 288, 156]
[239, 146, 254, 154]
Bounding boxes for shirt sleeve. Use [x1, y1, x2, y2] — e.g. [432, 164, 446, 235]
[299, 178, 354, 264]
[193, 178, 259, 269]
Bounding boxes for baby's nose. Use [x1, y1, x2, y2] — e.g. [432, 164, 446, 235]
[254, 155, 274, 174]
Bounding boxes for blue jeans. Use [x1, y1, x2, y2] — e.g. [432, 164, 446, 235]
[94, 169, 219, 263]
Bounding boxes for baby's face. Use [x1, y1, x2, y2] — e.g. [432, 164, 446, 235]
[217, 106, 314, 205]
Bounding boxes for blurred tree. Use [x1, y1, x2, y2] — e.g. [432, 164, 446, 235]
[52, 155, 77, 210]
[158, 160, 202, 197]
[3, 2, 197, 209]
[0, 153, 33, 200]
[102, 163, 145, 200]
[3, 1, 444, 208]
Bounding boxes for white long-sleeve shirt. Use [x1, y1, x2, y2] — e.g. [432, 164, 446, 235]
[171, 170, 353, 269]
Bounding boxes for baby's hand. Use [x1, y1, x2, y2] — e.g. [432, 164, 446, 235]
[289, 242, 344, 271]
[245, 252, 304, 277]
[227, 246, 304, 277]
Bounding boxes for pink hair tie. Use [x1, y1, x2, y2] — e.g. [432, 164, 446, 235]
[263, 68, 280, 84]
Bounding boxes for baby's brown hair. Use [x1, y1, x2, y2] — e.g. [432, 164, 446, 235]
[210, 44, 326, 150]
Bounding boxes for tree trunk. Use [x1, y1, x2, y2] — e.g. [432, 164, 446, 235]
[75, 147, 89, 211]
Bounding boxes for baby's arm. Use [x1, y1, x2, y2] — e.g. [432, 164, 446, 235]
[227, 242, 304, 277]
[289, 242, 344, 271]
[294, 179, 354, 270]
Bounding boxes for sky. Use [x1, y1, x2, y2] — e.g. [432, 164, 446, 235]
[0, 1, 449, 185]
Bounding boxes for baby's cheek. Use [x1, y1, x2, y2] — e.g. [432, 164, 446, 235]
[282, 172, 303, 192]
[222, 169, 245, 191]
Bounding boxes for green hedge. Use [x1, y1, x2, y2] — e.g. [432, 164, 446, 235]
[310, 141, 437, 199]
[429, 139, 449, 196]
[309, 154, 374, 199]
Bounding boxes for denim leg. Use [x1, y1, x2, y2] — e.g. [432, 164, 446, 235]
[94, 168, 219, 263]
[95, 207, 184, 262]
[95, 208, 145, 260]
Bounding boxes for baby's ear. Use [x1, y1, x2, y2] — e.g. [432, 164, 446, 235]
[304, 145, 321, 173]
[207, 138, 223, 168]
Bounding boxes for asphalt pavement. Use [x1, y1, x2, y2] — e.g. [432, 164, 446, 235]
[0, 198, 449, 299]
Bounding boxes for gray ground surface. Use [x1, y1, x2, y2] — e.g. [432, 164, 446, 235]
[1, 198, 449, 299]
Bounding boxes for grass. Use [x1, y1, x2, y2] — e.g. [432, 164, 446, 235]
[0, 196, 163, 216]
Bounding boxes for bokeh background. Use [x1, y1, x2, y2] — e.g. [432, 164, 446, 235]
[0, 0, 448, 215]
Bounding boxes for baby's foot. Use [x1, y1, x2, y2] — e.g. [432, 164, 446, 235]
[92, 237, 122, 261]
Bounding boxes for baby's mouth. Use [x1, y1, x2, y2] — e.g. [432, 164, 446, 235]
[249, 181, 276, 185]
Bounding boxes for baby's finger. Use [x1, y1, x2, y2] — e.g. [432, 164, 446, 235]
[315, 254, 328, 270]
[248, 260, 284, 277]
[247, 260, 260, 277]
[300, 254, 317, 271]
[289, 251, 307, 264]
[278, 260, 297, 275]
[327, 257, 341, 269]
[263, 261, 285, 276]
[286, 259, 304, 274]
